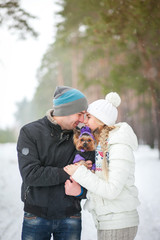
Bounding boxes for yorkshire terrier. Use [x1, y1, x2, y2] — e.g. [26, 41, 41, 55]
[73, 126, 98, 171]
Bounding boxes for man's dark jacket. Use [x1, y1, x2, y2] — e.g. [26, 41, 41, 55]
[17, 115, 85, 219]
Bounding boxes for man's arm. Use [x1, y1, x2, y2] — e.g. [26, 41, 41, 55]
[17, 127, 69, 187]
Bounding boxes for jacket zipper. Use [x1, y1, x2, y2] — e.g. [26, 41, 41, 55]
[24, 186, 30, 202]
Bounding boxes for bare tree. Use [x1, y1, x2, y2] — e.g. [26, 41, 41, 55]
[0, 0, 38, 38]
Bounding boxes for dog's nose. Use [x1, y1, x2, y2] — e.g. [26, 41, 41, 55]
[83, 142, 87, 147]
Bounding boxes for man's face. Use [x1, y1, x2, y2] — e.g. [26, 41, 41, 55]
[60, 111, 86, 130]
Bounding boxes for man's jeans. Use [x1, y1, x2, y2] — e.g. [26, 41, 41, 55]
[22, 212, 82, 240]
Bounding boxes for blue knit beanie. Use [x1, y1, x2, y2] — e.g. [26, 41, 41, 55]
[53, 86, 88, 116]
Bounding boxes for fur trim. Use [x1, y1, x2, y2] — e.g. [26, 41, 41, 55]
[46, 109, 58, 125]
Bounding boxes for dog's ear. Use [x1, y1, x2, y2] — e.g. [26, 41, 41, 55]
[93, 128, 100, 135]
[73, 128, 81, 147]
[73, 127, 81, 137]
[93, 128, 100, 144]
[73, 127, 81, 135]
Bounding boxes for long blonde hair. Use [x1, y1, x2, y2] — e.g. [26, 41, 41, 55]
[95, 118, 115, 180]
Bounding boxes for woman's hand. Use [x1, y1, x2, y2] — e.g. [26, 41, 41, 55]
[64, 164, 79, 175]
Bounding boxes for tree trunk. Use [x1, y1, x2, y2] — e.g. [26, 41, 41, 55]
[137, 40, 160, 159]
[153, 90, 160, 159]
[57, 63, 64, 86]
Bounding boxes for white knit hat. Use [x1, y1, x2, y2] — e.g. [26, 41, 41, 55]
[87, 92, 121, 125]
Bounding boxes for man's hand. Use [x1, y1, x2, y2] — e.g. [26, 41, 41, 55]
[64, 177, 81, 196]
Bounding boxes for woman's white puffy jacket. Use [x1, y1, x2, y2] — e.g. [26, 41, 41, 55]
[72, 122, 140, 230]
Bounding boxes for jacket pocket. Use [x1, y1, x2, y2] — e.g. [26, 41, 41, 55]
[24, 212, 37, 220]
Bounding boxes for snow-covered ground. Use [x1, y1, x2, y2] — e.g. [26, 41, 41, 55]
[0, 143, 160, 240]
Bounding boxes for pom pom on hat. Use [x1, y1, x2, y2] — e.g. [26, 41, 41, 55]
[105, 92, 121, 107]
[87, 92, 121, 126]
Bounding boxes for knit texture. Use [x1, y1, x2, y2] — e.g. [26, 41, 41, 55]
[53, 86, 88, 116]
[98, 226, 138, 240]
[87, 92, 121, 125]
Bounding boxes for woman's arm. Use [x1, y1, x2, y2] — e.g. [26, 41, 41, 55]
[64, 144, 135, 200]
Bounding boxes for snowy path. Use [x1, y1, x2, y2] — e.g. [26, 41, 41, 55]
[0, 143, 160, 240]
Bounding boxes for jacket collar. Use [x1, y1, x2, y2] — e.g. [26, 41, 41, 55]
[45, 109, 73, 135]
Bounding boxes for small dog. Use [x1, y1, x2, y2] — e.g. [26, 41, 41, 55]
[73, 126, 97, 171]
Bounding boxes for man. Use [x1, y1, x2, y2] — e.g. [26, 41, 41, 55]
[17, 86, 88, 240]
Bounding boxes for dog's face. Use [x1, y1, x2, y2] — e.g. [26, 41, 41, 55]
[73, 128, 97, 151]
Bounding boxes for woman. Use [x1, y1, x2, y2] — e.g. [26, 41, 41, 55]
[64, 92, 140, 240]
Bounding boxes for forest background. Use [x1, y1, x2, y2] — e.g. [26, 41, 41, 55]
[0, 0, 160, 158]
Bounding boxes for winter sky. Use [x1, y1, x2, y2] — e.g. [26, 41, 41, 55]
[0, 0, 59, 129]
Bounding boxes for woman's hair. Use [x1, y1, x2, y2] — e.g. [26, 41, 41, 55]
[94, 117, 115, 180]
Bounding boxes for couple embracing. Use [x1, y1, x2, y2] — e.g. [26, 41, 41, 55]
[17, 86, 140, 240]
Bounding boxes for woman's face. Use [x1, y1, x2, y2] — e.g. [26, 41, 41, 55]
[84, 113, 100, 131]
